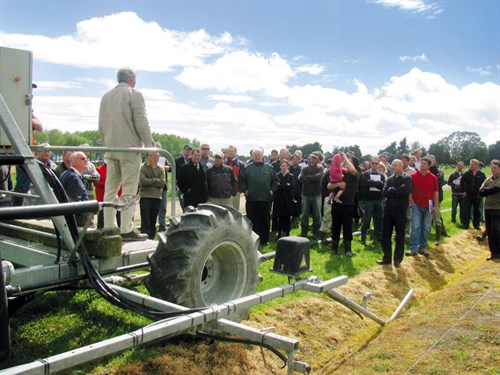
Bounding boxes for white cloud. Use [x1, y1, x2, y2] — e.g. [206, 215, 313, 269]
[370, 0, 442, 18]
[0, 12, 236, 71]
[207, 95, 253, 103]
[35, 67, 500, 157]
[484, 130, 500, 146]
[7, 11, 496, 157]
[35, 96, 101, 132]
[33, 81, 82, 90]
[295, 64, 325, 75]
[175, 50, 294, 97]
[399, 53, 429, 63]
[343, 56, 363, 65]
[467, 66, 492, 76]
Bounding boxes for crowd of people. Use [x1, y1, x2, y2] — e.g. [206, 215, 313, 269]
[3, 67, 498, 263]
[168, 142, 499, 264]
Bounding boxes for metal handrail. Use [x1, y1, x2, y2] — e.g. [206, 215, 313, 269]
[31, 144, 178, 218]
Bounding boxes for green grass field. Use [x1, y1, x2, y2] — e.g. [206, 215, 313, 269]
[3, 166, 470, 373]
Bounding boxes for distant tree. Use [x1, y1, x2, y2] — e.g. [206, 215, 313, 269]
[36, 129, 64, 146]
[410, 141, 421, 151]
[396, 137, 410, 157]
[428, 140, 451, 164]
[409, 141, 426, 155]
[152, 132, 196, 160]
[80, 130, 102, 147]
[64, 134, 89, 147]
[378, 141, 397, 160]
[331, 145, 363, 158]
[446, 131, 487, 163]
[488, 141, 500, 162]
[286, 144, 300, 155]
[286, 142, 323, 160]
[33, 129, 49, 145]
[361, 154, 373, 162]
[378, 137, 411, 159]
[473, 145, 489, 164]
[34, 129, 195, 164]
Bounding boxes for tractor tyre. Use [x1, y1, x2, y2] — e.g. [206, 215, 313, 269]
[145, 203, 260, 318]
[0, 258, 10, 364]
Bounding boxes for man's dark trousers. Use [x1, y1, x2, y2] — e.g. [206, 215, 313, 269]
[381, 205, 407, 263]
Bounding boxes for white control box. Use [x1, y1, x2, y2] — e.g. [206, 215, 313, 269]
[0, 46, 33, 147]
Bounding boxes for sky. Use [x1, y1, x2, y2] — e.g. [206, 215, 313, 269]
[0, 0, 499, 157]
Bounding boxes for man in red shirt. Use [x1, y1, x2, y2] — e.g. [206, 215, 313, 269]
[408, 157, 439, 257]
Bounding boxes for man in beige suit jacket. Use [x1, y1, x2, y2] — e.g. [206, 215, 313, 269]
[99, 67, 154, 241]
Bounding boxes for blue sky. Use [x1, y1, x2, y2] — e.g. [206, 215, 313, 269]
[1, 0, 499, 156]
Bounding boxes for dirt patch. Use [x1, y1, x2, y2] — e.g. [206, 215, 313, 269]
[98, 231, 498, 374]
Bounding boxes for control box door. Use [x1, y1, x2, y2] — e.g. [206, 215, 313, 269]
[0, 46, 33, 147]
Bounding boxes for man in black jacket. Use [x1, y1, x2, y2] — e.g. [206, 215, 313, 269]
[298, 152, 324, 238]
[360, 156, 386, 244]
[460, 159, 486, 229]
[378, 159, 412, 267]
[175, 144, 192, 209]
[177, 148, 208, 210]
[447, 161, 465, 224]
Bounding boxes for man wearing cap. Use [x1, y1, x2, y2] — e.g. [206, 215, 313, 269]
[99, 67, 154, 241]
[207, 151, 238, 207]
[175, 144, 192, 209]
[298, 151, 324, 238]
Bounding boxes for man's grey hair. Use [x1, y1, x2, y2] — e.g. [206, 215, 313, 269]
[392, 159, 403, 168]
[70, 151, 86, 163]
[117, 67, 136, 83]
[253, 147, 264, 155]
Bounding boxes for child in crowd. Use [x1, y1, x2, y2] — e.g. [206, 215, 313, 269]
[329, 153, 345, 204]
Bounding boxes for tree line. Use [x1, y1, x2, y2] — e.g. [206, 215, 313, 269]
[34, 129, 197, 163]
[287, 132, 499, 165]
[35, 129, 499, 165]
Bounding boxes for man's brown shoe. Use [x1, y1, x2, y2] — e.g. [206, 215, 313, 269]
[121, 230, 148, 241]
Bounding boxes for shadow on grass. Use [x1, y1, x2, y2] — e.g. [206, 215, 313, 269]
[324, 252, 357, 276]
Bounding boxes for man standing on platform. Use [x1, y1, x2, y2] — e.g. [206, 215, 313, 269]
[99, 67, 154, 241]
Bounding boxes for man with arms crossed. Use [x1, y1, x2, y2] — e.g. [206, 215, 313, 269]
[378, 159, 412, 267]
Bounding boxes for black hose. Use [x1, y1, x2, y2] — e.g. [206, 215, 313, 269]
[21, 161, 208, 320]
[0, 165, 11, 185]
[36, 161, 78, 262]
[197, 331, 288, 369]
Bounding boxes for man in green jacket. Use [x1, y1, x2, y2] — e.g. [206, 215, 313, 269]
[239, 147, 278, 246]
